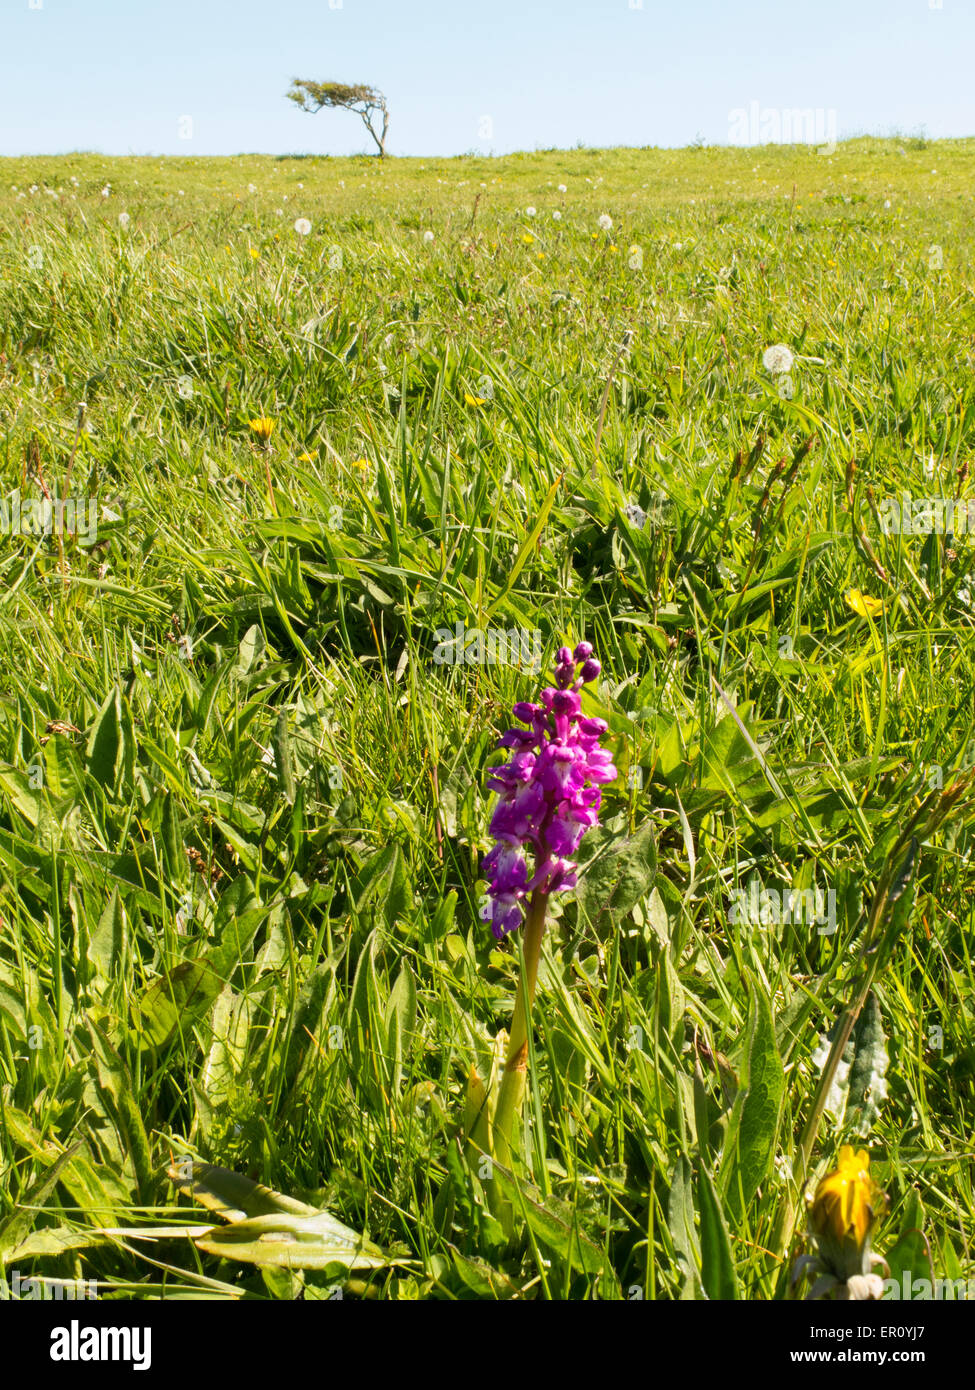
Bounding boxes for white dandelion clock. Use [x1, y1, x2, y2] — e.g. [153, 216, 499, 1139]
[762, 344, 794, 375]
[118, 211, 130, 230]
[422, 230, 435, 244]
[597, 213, 613, 231]
[294, 217, 312, 236]
[627, 244, 643, 271]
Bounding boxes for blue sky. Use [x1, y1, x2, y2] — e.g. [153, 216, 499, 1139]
[1, 0, 972, 157]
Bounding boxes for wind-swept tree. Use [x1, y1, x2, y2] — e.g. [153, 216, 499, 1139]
[286, 80, 390, 158]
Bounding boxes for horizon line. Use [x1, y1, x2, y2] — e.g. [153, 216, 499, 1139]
[2, 132, 975, 162]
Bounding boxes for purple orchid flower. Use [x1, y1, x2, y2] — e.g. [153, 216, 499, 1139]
[480, 643, 617, 940]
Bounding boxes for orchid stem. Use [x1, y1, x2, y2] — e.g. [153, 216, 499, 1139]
[493, 888, 548, 1170]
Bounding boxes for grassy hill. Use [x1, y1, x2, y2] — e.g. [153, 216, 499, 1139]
[1, 138, 974, 1300]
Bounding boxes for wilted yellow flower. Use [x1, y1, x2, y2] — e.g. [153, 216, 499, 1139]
[248, 417, 276, 442]
[808, 1146, 885, 1281]
[844, 588, 885, 619]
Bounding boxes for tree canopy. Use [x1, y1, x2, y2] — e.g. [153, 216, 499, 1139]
[286, 79, 390, 158]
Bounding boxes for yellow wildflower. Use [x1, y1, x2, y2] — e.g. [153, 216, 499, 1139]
[248, 247, 260, 261]
[464, 393, 487, 407]
[248, 417, 276, 442]
[844, 589, 885, 619]
[808, 1146, 885, 1281]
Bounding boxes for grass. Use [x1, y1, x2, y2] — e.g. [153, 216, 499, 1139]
[1, 136, 974, 1301]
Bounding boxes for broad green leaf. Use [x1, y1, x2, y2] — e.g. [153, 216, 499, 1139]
[272, 709, 296, 805]
[845, 992, 888, 1140]
[170, 1161, 388, 1273]
[721, 981, 785, 1218]
[696, 1166, 739, 1300]
[7, 1227, 112, 1262]
[233, 624, 265, 678]
[86, 686, 122, 789]
[86, 1019, 154, 1203]
[0, 1140, 85, 1265]
[169, 1162, 318, 1221]
[191, 1211, 389, 1272]
[385, 961, 416, 1095]
[87, 886, 125, 982]
[578, 818, 656, 935]
[667, 1155, 700, 1297]
[132, 959, 224, 1050]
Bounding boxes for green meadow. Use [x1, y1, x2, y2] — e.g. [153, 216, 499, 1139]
[1, 136, 974, 1300]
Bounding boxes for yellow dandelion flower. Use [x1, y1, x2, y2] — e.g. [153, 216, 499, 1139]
[809, 1146, 885, 1281]
[844, 588, 885, 619]
[248, 417, 276, 442]
[464, 393, 487, 407]
[248, 247, 261, 261]
[297, 451, 315, 463]
[350, 456, 370, 470]
[521, 233, 535, 245]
